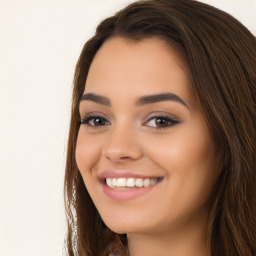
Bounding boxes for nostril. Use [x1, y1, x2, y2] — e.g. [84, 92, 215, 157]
[105, 152, 134, 161]
[120, 156, 131, 159]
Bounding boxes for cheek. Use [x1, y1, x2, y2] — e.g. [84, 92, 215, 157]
[144, 127, 215, 173]
[75, 130, 102, 176]
[143, 125, 218, 208]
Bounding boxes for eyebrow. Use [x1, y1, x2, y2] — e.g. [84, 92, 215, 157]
[80, 93, 111, 106]
[136, 93, 188, 108]
[80, 92, 188, 109]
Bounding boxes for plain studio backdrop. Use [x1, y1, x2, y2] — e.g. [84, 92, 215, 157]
[0, 0, 255, 255]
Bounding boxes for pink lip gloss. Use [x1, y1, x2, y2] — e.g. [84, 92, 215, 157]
[98, 170, 163, 200]
[101, 181, 161, 200]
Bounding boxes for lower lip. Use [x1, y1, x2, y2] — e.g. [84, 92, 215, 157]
[101, 181, 162, 200]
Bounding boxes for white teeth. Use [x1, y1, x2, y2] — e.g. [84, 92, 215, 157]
[116, 178, 126, 187]
[112, 178, 117, 187]
[143, 178, 150, 187]
[105, 177, 162, 188]
[106, 178, 112, 187]
[135, 178, 143, 187]
[127, 178, 135, 187]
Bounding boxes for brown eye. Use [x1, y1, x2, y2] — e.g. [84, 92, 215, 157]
[92, 117, 106, 126]
[145, 116, 179, 129]
[155, 118, 169, 127]
[81, 116, 110, 127]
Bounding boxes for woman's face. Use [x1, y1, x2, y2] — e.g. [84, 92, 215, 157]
[76, 37, 220, 235]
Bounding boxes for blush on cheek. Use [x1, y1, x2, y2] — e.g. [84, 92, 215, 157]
[75, 133, 103, 175]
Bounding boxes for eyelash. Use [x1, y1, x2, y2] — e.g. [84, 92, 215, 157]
[80, 114, 179, 129]
[81, 114, 110, 127]
[144, 115, 180, 129]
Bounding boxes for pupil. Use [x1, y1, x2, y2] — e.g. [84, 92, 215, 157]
[95, 118, 103, 125]
[156, 118, 167, 127]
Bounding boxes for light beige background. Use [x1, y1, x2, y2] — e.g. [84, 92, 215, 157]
[0, 1, 255, 256]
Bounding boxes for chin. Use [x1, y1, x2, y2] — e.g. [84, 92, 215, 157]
[100, 211, 159, 235]
[101, 216, 137, 234]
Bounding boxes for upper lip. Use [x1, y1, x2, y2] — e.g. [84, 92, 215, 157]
[98, 169, 163, 181]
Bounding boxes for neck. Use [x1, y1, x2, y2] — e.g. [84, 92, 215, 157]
[127, 210, 210, 256]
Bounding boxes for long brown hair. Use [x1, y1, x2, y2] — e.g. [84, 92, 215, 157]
[64, 0, 256, 255]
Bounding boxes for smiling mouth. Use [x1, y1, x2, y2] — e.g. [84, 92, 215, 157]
[105, 177, 163, 189]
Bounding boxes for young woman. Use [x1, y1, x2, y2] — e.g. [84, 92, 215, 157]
[64, 0, 256, 255]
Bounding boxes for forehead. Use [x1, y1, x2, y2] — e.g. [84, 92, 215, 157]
[85, 37, 195, 107]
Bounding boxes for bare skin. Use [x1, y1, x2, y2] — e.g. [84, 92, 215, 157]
[76, 37, 219, 256]
[128, 208, 209, 256]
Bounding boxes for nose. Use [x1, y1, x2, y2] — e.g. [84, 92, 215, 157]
[102, 124, 143, 163]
